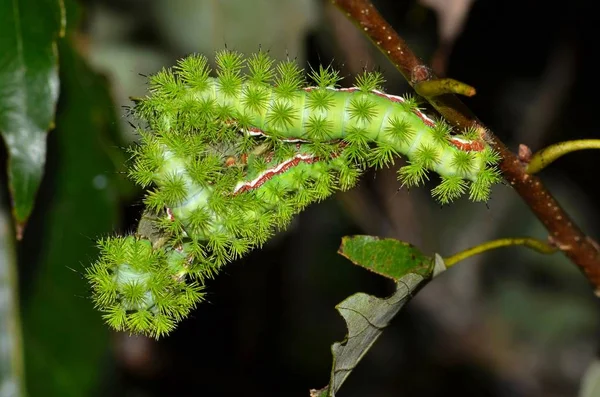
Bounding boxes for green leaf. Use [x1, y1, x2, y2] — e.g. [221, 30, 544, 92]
[337, 235, 434, 280]
[0, 0, 66, 234]
[21, 37, 125, 396]
[311, 236, 447, 396]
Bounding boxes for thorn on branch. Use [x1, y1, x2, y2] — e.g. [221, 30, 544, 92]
[518, 144, 532, 164]
[411, 65, 432, 84]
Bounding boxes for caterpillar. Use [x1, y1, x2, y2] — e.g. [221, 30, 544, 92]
[86, 49, 501, 338]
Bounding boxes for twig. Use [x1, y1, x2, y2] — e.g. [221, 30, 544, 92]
[330, 0, 600, 294]
[444, 237, 557, 268]
[525, 139, 600, 175]
[414, 78, 476, 98]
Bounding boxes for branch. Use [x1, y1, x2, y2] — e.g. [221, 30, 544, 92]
[330, 0, 600, 294]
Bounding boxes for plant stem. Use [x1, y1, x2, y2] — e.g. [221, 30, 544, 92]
[526, 139, 600, 174]
[330, 0, 600, 294]
[414, 78, 476, 98]
[444, 237, 557, 268]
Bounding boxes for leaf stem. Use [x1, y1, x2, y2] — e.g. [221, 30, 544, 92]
[414, 78, 476, 98]
[526, 139, 600, 174]
[444, 237, 557, 268]
[330, 0, 600, 294]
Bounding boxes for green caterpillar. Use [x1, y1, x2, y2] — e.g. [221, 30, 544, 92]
[86, 49, 501, 338]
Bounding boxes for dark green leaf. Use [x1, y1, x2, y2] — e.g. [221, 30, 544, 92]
[0, 0, 66, 233]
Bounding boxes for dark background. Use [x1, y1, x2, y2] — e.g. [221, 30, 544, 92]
[6, 0, 600, 396]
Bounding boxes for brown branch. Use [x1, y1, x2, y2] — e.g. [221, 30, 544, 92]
[330, 0, 600, 294]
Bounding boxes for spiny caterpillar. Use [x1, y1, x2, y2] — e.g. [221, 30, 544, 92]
[86, 49, 501, 338]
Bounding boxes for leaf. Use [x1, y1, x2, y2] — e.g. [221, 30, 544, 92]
[0, 198, 25, 396]
[21, 35, 125, 397]
[337, 235, 434, 280]
[0, 0, 66, 235]
[311, 235, 443, 396]
[313, 274, 427, 397]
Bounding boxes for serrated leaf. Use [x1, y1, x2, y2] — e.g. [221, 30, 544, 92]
[0, 0, 66, 234]
[311, 235, 444, 396]
[338, 235, 434, 280]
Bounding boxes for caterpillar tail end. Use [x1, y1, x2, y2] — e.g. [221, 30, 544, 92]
[86, 235, 204, 339]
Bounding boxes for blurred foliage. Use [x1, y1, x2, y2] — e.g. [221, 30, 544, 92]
[580, 359, 600, 397]
[0, 0, 65, 229]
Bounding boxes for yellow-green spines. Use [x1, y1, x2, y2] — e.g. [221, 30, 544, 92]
[308, 64, 342, 89]
[85, 236, 204, 338]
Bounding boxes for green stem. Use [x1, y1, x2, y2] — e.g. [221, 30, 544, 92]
[444, 237, 557, 268]
[526, 139, 600, 174]
[414, 78, 476, 98]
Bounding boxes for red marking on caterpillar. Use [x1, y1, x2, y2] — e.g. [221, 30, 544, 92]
[370, 89, 435, 127]
[233, 153, 317, 194]
[448, 137, 485, 152]
[303, 86, 360, 93]
[371, 89, 405, 103]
